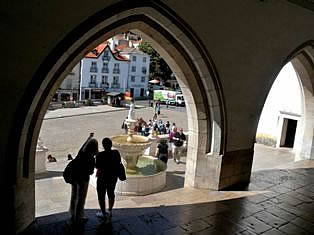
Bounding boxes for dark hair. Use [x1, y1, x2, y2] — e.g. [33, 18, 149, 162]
[102, 138, 112, 150]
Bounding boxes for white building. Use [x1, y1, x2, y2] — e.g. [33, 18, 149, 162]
[120, 47, 150, 97]
[256, 62, 302, 150]
[53, 63, 80, 101]
[80, 41, 150, 100]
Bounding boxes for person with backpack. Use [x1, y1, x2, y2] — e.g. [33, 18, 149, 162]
[95, 138, 123, 221]
[68, 135, 98, 224]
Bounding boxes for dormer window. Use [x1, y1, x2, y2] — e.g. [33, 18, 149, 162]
[102, 50, 111, 61]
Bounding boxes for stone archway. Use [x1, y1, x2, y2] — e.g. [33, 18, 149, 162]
[290, 44, 314, 161]
[13, 3, 225, 232]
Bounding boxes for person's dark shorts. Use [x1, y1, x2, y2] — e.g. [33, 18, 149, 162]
[97, 177, 117, 200]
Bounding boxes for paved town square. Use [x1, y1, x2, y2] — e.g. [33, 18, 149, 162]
[39, 102, 188, 160]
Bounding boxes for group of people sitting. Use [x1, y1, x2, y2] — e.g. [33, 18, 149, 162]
[122, 116, 187, 165]
[122, 117, 177, 137]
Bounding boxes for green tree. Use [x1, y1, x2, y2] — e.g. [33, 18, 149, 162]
[138, 42, 173, 83]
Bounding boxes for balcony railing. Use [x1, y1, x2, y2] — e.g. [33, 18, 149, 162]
[113, 69, 120, 74]
[99, 83, 109, 88]
[89, 82, 97, 88]
[90, 67, 98, 73]
[111, 83, 120, 89]
[102, 67, 109, 73]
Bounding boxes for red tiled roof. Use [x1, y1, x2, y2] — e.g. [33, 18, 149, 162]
[85, 42, 129, 61]
[115, 44, 129, 51]
[115, 53, 129, 61]
[85, 43, 107, 58]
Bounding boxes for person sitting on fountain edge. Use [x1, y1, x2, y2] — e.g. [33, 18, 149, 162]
[95, 138, 122, 220]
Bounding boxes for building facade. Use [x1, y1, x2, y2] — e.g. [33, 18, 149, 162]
[80, 40, 150, 100]
[120, 48, 150, 98]
[53, 63, 80, 101]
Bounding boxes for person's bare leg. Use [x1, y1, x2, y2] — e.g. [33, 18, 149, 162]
[108, 197, 115, 217]
[69, 183, 78, 222]
[76, 181, 89, 222]
[98, 199, 106, 217]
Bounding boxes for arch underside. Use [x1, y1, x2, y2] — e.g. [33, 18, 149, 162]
[14, 7, 226, 232]
[290, 44, 314, 160]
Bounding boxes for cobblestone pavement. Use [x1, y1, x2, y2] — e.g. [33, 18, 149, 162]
[27, 104, 314, 235]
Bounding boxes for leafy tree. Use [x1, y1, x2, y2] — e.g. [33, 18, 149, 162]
[138, 42, 173, 83]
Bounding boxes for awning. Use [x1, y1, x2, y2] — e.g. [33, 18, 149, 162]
[149, 79, 160, 84]
[107, 92, 122, 96]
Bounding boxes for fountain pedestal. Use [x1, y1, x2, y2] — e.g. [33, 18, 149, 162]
[112, 135, 152, 170]
[107, 103, 167, 195]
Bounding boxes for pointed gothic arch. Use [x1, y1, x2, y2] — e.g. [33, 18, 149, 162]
[12, 2, 225, 231]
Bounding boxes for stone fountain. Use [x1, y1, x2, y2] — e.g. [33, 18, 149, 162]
[111, 101, 167, 196]
[111, 102, 152, 172]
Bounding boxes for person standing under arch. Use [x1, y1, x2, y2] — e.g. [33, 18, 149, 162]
[96, 138, 122, 220]
[69, 137, 98, 224]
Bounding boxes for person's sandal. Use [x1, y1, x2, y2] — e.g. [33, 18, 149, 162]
[96, 212, 107, 221]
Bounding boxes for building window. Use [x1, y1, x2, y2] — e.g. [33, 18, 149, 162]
[102, 75, 108, 83]
[102, 63, 109, 73]
[142, 67, 147, 74]
[90, 61, 98, 73]
[131, 66, 136, 72]
[143, 57, 146, 63]
[89, 75, 97, 87]
[141, 76, 145, 82]
[113, 76, 119, 85]
[131, 76, 135, 82]
[132, 56, 137, 62]
[102, 50, 111, 61]
[112, 76, 120, 88]
[90, 75, 96, 83]
[113, 63, 120, 74]
[101, 75, 108, 88]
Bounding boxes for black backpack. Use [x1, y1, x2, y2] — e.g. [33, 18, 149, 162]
[63, 158, 77, 184]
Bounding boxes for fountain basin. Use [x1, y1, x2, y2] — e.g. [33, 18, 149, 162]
[115, 156, 167, 196]
[90, 156, 167, 196]
[112, 135, 152, 170]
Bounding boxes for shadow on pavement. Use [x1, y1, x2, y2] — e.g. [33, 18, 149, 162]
[27, 167, 314, 234]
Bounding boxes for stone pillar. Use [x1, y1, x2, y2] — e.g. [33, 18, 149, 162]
[35, 140, 48, 174]
[185, 147, 254, 190]
[184, 117, 254, 190]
